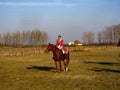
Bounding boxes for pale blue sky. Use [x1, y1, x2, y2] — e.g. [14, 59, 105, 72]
[0, 0, 120, 43]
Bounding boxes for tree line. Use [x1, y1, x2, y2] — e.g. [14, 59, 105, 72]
[0, 24, 120, 47]
[0, 30, 48, 47]
[82, 24, 120, 45]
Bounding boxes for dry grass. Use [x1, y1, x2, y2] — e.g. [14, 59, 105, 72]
[0, 46, 120, 90]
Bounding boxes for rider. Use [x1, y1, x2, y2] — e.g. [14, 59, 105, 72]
[56, 35, 68, 59]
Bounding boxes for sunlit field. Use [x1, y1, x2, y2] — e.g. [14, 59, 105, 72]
[0, 46, 120, 90]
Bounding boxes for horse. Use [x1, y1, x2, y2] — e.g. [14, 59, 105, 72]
[45, 43, 70, 72]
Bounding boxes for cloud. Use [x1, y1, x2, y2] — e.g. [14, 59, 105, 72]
[0, 2, 79, 7]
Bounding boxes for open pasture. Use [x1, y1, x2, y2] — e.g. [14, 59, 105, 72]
[0, 46, 120, 90]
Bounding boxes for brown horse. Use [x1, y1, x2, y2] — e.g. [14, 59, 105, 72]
[45, 43, 70, 72]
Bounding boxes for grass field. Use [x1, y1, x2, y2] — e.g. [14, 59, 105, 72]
[0, 46, 120, 90]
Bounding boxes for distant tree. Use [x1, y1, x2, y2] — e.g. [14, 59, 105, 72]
[22, 31, 27, 45]
[82, 32, 95, 44]
[114, 24, 120, 43]
[3, 33, 6, 46]
[10, 31, 22, 46]
[0, 29, 48, 47]
[7, 32, 13, 46]
[0, 34, 2, 46]
[30, 30, 48, 46]
[88, 32, 95, 44]
[105, 26, 114, 44]
[82, 32, 87, 44]
[41, 31, 48, 45]
[98, 32, 102, 44]
[96, 24, 120, 45]
[31, 30, 42, 46]
[25, 30, 31, 45]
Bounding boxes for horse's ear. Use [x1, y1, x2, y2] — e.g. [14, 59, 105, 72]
[48, 43, 50, 45]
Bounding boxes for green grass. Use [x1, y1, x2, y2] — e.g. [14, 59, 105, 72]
[0, 47, 120, 90]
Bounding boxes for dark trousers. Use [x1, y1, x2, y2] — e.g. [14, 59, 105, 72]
[59, 49, 65, 59]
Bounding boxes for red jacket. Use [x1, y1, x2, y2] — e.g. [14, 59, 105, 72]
[56, 39, 68, 54]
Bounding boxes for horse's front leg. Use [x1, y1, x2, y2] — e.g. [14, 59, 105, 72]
[59, 61, 62, 72]
[55, 61, 58, 72]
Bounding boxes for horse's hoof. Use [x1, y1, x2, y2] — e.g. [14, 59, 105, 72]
[65, 67, 69, 71]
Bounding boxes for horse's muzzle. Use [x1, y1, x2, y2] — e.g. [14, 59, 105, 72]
[44, 49, 49, 53]
[44, 50, 48, 53]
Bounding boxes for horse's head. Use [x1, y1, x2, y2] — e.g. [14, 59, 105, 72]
[44, 43, 54, 53]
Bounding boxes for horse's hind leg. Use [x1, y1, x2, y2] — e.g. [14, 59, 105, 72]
[63, 54, 69, 71]
[63, 59, 68, 71]
[66, 54, 69, 71]
[65, 64, 68, 71]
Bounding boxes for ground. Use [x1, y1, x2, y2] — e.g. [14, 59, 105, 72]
[0, 46, 120, 90]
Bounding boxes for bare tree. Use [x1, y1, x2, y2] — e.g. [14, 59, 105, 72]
[114, 24, 120, 43]
[98, 32, 102, 44]
[41, 31, 48, 45]
[25, 30, 31, 45]
[3, 32, 12, 46]
[0, 29, 48, 47]
[30, 30, 48, 46]
[82, 32, 88, 44]
[7, 32, 13, 46]
[0, 34, 2, 46]
[102, 24, 120, 44]
[82, 32, 95, 44]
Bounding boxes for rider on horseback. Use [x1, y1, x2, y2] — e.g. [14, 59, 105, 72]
[56, 35, 68, 59]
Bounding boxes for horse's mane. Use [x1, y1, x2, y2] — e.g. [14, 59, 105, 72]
[49, 43, 59, 50]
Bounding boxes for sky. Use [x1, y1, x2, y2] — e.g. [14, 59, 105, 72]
[0, 0, 120, 44]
